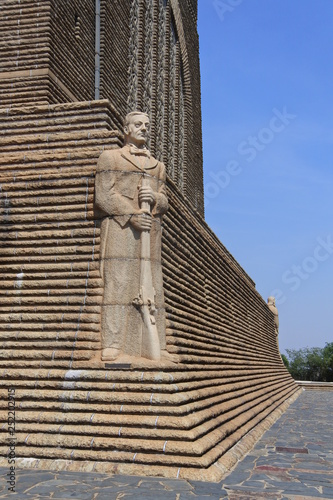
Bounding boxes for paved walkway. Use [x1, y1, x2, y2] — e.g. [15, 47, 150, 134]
[1, 390, 333, 499]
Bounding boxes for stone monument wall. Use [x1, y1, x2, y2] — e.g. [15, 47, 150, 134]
[0, 0, 300, 482]
[49, 0, 96, 101]
[0, 101, 300, 481]
[99, 0, 132, 117]
[0, 101, 120, 367]
[0, 0, 53, 105]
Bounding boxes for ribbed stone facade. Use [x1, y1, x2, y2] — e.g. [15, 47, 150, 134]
[0, 0, 300, 481]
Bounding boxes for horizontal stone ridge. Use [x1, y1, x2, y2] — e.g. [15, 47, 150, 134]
[0, 0, 51, 74]
[0, 367, 299, 471]
[0, 102, 121, 367]
[0, 100, 123, 136]
[297, 381, 333, 390]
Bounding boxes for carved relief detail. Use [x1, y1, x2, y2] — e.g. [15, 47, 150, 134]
[143, 0, 154, 117]
[128, 0, 140, 110]
[167, 17, 177, 181]
[178, 70, 185, 191]
[267, 296, 279, 336]
[155, 0, 167, 162]
[127, 0, 186, 192]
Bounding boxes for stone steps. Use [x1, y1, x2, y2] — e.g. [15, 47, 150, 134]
[0, 374, 292, 408]
[0, 129, 121, 152]
[297, 381, 333, 390]
[0, 78, 69, 107]
[0, 294, 101, 306]
[0, 100, 123, 134]
[0, 0, 50, 18]
[1, 387, 287, 451]
[0, 331, 100, 341]
[0, 377, 299, 470]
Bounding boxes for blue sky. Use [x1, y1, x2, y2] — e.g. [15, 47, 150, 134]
[197, 0, 333, 353]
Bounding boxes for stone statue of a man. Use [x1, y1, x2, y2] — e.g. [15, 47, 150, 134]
[267, 296, 279, 336]
[95, 111, 169, 362]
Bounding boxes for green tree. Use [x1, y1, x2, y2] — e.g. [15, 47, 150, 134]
[283, 346, 332, 382]
[285, 348, 309, 380]
[281, 354, 289, 369]
[306, 347, 325, 381]
[323, 342, 333, 382]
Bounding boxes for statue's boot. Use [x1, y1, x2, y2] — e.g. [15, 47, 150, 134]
[101, 347, 121, 361]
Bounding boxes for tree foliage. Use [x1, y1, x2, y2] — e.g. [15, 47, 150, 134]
[283, 342, 333, 382]
[281, 354, 289, 369]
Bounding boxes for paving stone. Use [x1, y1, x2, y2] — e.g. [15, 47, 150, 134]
[95, 494, 124, 500]
[20, 485, 61, 496]
[95, 491, 128, 500]
[136, 480, 170, 490]
[105, 475, 142, 486]
[56, 487, 96, 499]
[264, 482, 322, 494]
[289, 472, 333, 483]
[307, 444, 326, 452]
[16, 476, 57, 492]
[0, 495, 32, 500]
[19, 472, 56, 482]
[222, 470, 252, 484]
[95, 485, 133, 494]
[293, 462, 332, 471]
[245, 473, 281, 482]
[25, 480, 95, 499]
[238, 480, 269, 488]
[226, 489, 283, 499]
[114, 492, 177, 499]
[53, 492, 95, 500]
[99, 478, 135, 486]
[189, 481, 224, 496]
[217, 488, 229, 499]
[160, 480, 193, 491]
[178, 493, 203, 500]
[55, 472, 102, 481]
[322, 486, 333, 497]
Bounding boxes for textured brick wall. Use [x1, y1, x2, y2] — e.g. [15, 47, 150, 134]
[49, 0, 95, 101]
[0, 101, 122, 367]
[0, 0, 95, 104]
[99, 0, 131, 117]
[170, 0, 204, 214]
[0, 0, 51, 73]
[0, 0, 52, 105]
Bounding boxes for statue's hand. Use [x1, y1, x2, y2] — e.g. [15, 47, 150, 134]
[139, 186, 156, 205]
[130, 209, 152, 232]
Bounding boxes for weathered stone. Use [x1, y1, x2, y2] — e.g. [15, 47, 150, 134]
[267, 296, 279, 336]
[95, 112, 170, 362]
